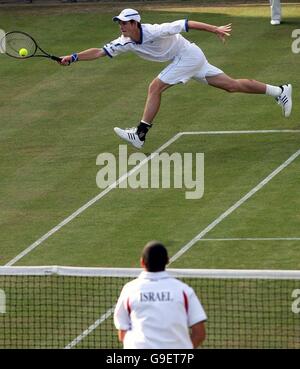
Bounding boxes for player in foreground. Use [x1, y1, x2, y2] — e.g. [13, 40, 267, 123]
[61, 8, 293, 149]
[113, 241, 207, 349]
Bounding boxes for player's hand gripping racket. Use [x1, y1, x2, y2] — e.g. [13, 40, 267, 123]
[0, 31, 63, 63]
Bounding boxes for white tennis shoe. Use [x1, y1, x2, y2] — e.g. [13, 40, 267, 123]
[276, 84, 292, 118]
[270, 20, 280, 26]
[114, 127, 144, 149]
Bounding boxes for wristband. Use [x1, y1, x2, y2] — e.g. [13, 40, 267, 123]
[71, 53, 78, 63]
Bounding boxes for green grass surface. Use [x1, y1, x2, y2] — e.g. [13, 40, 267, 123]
[0, 3, 300, 349]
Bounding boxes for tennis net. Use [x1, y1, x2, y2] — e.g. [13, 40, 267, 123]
[0, 266, 299, 349]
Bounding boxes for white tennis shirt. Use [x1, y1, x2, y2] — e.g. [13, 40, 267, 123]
[113, 271, 207, 349]
[103, 20, 192, 62]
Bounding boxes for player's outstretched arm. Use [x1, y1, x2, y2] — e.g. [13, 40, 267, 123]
[188, 20, 232, 43]
[60, 48, 106, 65]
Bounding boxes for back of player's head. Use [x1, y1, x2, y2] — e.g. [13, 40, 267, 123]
[142, 241, 169, 272]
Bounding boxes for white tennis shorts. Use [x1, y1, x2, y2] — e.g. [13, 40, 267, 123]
[158, 43, 223, 85]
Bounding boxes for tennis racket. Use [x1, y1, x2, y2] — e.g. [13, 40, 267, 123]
[0, 31, 62, 62]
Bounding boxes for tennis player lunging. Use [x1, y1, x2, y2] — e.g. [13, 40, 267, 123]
[113, 241, 207, 349]
[61, 8, 293, 149]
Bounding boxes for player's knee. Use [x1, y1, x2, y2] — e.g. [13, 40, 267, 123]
[148, 79, 164, 95]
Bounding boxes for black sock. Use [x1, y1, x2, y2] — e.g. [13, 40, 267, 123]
[137, 121, 152, 141]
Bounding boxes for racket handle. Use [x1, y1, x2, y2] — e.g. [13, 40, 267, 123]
[51, 55, 70, 65]
[50, 55, 62, 62]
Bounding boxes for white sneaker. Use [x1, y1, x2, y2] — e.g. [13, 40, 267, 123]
[114, 127, 144, 149]
[276, 84, 292, 118]
[271, 20, 280, 25]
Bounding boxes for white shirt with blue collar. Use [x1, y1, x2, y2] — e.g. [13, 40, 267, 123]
[103, 20, 192, 62]
[113, 270, 207, 349]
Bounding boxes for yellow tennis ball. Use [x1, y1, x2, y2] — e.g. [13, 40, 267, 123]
[19, 48, 28, 57]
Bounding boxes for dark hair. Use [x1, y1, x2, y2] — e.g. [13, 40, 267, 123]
[142, 241, 169, 272]
[127, 20, 141, 26]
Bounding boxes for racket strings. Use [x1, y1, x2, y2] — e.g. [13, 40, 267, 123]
[3, 32, 36, 58]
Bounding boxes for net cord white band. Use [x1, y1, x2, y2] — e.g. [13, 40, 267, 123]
[0, 266, 300, 280]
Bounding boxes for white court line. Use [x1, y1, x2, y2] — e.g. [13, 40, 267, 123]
[5, 129, 300, 266]
[169, 149, 300, 264]
[64, 306, 115, 350]
[200, 238, 300, 241]
[181, 129, 300, 135]
[64, 130, 300, 348]
[5, 132, 183, 267]
[7, 129, 300, 267]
